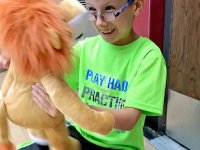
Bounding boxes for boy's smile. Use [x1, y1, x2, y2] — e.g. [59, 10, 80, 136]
[101, 29, 115, 35]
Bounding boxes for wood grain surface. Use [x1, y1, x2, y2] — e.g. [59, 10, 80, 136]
[168, 0, 200, 100]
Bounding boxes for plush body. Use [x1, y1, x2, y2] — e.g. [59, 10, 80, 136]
[0, 0, 115, 150]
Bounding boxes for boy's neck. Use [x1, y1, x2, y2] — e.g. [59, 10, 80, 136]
[118, 33, 140, 46]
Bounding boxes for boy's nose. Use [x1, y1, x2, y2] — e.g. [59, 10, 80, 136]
[95, 16, 106, 26]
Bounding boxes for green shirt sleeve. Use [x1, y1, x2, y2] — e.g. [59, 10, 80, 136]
[125, 50, 167, 116]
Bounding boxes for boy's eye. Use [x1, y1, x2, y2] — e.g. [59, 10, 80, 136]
[105, 5, 116, 11]
[87, 6, 96, 11]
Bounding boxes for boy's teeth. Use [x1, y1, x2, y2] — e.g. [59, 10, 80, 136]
[102, 29, 114, 34]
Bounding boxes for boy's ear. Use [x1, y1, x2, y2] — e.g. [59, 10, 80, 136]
[133, 0, 144, 16]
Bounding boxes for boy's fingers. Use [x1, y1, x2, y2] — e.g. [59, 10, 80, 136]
[32, 86, 51, 106]
[32, 84, 49, 101]
[35, 83, 46, 92]
[32, 90, 52, 113]
[32, 84, 61, 117]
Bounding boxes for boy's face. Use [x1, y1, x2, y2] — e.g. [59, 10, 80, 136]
[85, 0, 143, 45]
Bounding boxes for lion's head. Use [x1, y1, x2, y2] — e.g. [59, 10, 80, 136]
[0, 0, 76, 79]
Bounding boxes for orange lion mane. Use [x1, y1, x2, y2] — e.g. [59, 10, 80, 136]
[0, 0, 72, 79]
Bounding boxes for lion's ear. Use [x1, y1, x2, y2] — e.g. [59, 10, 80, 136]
[46, 28, 61, 50]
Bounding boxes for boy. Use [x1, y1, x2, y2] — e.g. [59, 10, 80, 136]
[1, 0, 167, 149]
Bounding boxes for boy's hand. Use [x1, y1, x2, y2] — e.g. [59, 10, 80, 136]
[0, 55, 10, 69]
[32, 83, 62, 117]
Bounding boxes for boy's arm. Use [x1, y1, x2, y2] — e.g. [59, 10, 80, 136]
[90, 53, 167, 131]
[89, 106, 142, 130]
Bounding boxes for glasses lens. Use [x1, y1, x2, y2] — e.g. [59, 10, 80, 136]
[102, 12, 115, 22]
[87, 12, 115, 22]
[87, 12, 95, 21]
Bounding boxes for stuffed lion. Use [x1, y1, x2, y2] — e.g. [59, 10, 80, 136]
[0, 0, 115, 150]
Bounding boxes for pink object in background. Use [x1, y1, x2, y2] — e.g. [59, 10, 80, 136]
[133, 0, 165, 50]
[134, 0, 150, 38]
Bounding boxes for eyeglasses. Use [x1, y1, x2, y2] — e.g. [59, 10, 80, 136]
[87, 0, 134, 22]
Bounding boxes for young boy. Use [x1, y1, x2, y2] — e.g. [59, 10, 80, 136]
[1, 0, 167, 149]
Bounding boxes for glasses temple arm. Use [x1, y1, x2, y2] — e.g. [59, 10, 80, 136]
[114, 0, 135, 17]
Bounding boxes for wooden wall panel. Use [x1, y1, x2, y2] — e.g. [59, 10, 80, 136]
[168, 0, 200, 100]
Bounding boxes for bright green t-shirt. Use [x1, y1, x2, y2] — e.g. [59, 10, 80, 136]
[64, 35, 167, 150]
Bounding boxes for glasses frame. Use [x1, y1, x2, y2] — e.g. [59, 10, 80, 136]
[114, 0, 134, 17]
[87, 0, 135, 22]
